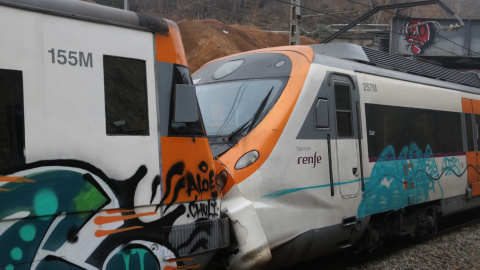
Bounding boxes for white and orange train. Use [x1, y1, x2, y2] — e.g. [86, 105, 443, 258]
[0, 0, 228, 269]
[194, 44, 480, 269]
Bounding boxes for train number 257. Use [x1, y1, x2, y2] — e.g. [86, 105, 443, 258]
[48, 48, 93, 68]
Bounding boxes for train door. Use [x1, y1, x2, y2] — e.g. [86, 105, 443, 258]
[331, 75, 361, 198]
[462, 98, 480, 196]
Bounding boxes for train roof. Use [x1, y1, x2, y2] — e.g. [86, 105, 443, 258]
[0, 0, 169, 35]
[311, 43, 480, 89]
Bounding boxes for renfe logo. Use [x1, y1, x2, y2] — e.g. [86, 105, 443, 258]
[404, 19, 431, 54]
[298, 152, 322, 168]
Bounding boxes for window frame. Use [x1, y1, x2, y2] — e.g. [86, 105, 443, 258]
[334, 82, 354, 138]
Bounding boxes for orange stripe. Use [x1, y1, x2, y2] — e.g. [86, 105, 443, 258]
[462, 98, 473, 113]
[217, 46, 314, 187]
[0, 188, 10, 191]
[0, 176, 35, 183]
[94, 212, 157, 225]
[473, 100, 480, 115]
[105, 209, 134, 214]
[95, 226, 143, 237]
[472, 182, 480, 196]
[466, 152, 478, 184]
[156, 20, 188, 66]
[160, 137, 217, 203]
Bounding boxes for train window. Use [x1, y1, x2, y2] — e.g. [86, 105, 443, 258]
[197, 78, 285, 137]
[0, 69, 25, 170]
[103, 55, 149, 136]
[315, 98, 329, 128]
[465, 114, 475, 151]
[407, 108, 436, 154]
[213, 59, 244, 80]
[366, 103, 463, 159]
[334, 84, 352, 137]
[169, 65, 204, 136]
[436, 111, 463, 153]
[366, 104, 407, 158]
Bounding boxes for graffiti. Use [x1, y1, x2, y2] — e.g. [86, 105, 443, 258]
[105, 245, 159, 270]
[404, 19, 432, 54]
[0, 160, 219, 270]
[297, 152, 322, 168]
[0, 164, 109, 270]
[442, 157, 461, 177]
[160, 161, 220, 212]
[357, 143, 462, 218]
[188, 196, 219, 219]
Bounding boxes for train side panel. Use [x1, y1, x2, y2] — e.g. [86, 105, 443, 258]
[357, 71, 470, 218]
[194, 43, 480, 269]
[0, 2, 227, 270]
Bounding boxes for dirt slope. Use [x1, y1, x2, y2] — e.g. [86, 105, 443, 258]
[178, 19, 318, 73]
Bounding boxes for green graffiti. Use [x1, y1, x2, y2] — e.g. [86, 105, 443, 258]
[107, 248, 158, 270]
[122, 250, 131, 270]
[33, 189, 58, 217]
[132, 249, 148, 270]
[19, 224, 36, 242]
[73, 182, 107, 217]
[10, 247, 23, 261]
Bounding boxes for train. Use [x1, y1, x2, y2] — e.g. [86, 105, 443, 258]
[0, 0, 229, 269]
[193, 43, 480, 269]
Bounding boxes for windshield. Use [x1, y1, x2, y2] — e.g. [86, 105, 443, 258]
[196, 79, 286, 137]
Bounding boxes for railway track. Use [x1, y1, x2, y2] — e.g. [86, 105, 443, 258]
[282, 211, 480, 270]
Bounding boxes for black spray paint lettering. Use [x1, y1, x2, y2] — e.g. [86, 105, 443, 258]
[186, 161, 217, 198]
[188, 195, 219, 218]
[160, 160, 219, 213]
[297, 152, 322, 168]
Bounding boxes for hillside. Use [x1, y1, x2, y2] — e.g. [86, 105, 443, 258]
[124, 0, 478, 32]
[178, 19, 318, 72]
[84, 0, 480, 71]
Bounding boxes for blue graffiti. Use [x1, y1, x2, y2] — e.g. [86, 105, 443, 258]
[358, 143, 462, 218]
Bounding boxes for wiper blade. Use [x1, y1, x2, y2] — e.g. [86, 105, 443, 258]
[227, 87, 273, 141]
[247, 87, 273, 133]
[227, 118, 252, 141]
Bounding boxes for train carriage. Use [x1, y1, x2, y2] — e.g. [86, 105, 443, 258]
[0, 0, 229, 269]
[193, 43, 480, 269]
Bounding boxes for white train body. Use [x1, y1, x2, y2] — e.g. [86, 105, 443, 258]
[0, 1, 229, 269]
[194, 44, 480, 269]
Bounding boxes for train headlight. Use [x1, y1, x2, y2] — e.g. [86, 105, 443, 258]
[216, 170, 228, 191]
[235, 150, 259, 170]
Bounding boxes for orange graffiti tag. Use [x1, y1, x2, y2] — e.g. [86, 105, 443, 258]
[0, 176, 35, 183]
[166, 258, 194, 263]
[95, 226, 143, 237]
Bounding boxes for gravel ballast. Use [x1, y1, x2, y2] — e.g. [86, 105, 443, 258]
[345, 223, 480, 270]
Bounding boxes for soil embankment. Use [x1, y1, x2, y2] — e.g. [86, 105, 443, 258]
[178, 19, 317, 72]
